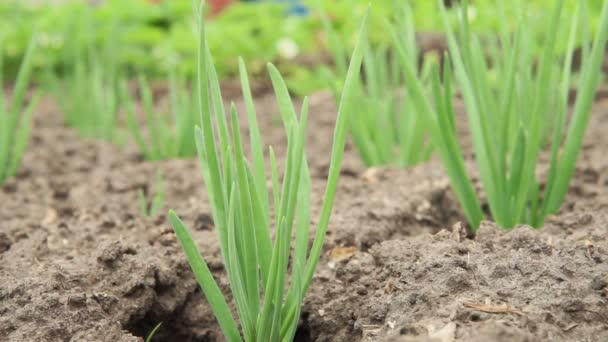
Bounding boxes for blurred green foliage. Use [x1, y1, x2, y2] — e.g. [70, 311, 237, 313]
[1, 0, 321, 81]
[0, 0, 604, 94]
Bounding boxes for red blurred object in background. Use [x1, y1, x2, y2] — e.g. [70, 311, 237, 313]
[147, 0, 233, 15]
[148, 0, 236, 15]
[208, 0, 233, 15]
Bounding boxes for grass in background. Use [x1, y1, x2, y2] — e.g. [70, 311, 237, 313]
[0, 35, 40, 185]
[167, 1, 368, 340]
[48, 12, 123, 141]
[4, 0, 602, 98]
[124, 73, 198, 160]
[51, 58, 121, 140]
[320, 1, 432, 167]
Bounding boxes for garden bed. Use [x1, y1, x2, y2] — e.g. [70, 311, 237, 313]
[1, 89, 608, 341]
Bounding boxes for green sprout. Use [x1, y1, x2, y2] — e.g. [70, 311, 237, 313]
[124, 73, 198, 160]
[400, 0, 608, 230]
[138, 171, 165, 217]
[0, 35, 40, 185]
[167, 2, 368, 340]
[320, 1, 432, 167]
[145, 322, 162, 342]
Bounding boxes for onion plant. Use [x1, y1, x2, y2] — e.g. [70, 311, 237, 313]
[167, 2, 368, 340]
[399, 0, 608, 230]
[49, 11, 122, 141]
[320, 1, 432, 167]
[51, 53, 121, 140]
[0, 35, 40, 185]
[123, 73, 198, 160]
[138, 171, 164, 217]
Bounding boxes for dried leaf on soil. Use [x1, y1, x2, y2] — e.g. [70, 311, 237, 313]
[462, 300, 523, 315]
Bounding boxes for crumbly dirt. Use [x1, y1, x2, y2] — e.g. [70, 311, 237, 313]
[1, 87, 608, 342]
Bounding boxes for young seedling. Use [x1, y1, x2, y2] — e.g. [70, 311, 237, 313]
[124, 73, 198, 160]
[145, 322, 162, 342]
[0, 35, 40, 185]
[167, 2, 368, 340]
[399, 0, 608, 230]
[319, 1, 432, 167]
[138, 171, 165, 217]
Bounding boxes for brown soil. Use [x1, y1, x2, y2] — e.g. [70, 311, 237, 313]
[1, 88, 608, 342]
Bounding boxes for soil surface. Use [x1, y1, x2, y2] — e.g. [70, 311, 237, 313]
[1, 87, 608, 342]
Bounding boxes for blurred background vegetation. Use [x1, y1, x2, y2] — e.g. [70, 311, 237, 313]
[1, 0, 605, 95]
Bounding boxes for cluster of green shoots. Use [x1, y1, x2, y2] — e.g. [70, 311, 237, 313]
[123, 74, 199, 160]
[321, 1, 432, 167]
[138, 171, 165, 217]
[45, 9, 199, 160]
[167, 2, 367, 340]
[54, 55, 121, 140]
[320, 0, 608, 230]
[0, 36, 39, 185]
[50, 43, 200, 159]
[48, 17, 122, 141]
[396, 0, 608, 229]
